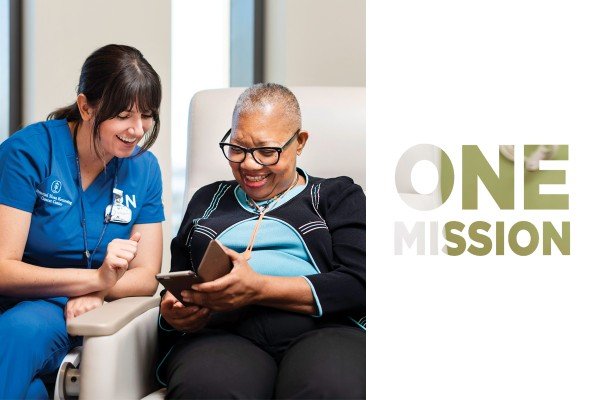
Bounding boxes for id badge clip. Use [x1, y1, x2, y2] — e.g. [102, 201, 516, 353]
[105, 188, 132, 224]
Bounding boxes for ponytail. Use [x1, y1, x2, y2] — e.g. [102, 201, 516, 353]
[47, 103, 81, 122]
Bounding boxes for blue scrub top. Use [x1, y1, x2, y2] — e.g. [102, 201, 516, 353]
[0, 119, 165, 269]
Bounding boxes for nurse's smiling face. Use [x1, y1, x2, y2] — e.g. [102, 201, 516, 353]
[76, 94, 156, 162]
[98, 105, 154, 159]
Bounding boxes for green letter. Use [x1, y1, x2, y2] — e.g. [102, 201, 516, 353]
[542, 221, 570, 255]
[467, 221, 493, 256]
[496, 221, 505, 255]
[508, 221, 539, 256]
[444, 221, 466, 256]
[463, 145, 514, 210]
[524, 145, 569, 210]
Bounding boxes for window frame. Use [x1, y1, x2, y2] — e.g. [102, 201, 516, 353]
[0, 0, 22, 140]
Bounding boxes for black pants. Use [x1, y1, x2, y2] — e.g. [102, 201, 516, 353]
[163, 307, 366, 399]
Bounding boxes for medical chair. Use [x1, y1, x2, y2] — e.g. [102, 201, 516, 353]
[57, 86, 366, 399]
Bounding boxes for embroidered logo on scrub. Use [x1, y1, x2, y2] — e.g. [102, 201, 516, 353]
[51, 180, 62, 193]
[36, 189, 73, 207]
[36, 177, 73, 207]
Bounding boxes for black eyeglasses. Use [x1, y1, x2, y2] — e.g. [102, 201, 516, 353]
[219, 128, 300, 166]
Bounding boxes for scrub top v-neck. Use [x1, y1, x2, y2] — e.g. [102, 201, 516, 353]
[0, 119, 165, 269]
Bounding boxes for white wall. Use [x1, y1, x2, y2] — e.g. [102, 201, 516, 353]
[171, 0, 229, 234]
[23, 0, 172, 271]
[264, 0, 365, 86]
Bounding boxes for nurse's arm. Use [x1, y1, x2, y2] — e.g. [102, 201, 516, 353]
[0, 205, 111, 297]
[103, 222, 162, 300]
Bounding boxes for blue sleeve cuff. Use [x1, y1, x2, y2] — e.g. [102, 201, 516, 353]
[302, 276, 323, 317]
[158, 314, 176, 332]
[134, 214, 165, 224]
[0, 198, 35, 213]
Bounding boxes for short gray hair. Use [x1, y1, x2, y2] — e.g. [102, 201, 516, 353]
[232, 83, 301, 130]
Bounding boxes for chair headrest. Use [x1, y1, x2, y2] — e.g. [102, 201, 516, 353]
[184, 87, 366, 205]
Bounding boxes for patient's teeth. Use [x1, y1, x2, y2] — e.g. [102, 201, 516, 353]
[245, 175, 267, 182]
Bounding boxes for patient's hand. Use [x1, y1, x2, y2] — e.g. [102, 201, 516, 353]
[183, 245, 263, 312]
[160, 290, 211, 333]
[65, 291, 106, 322]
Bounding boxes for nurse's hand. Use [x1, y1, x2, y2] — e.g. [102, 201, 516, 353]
[160, 290, 211, 333]
[65, 291, 106, 322]
[97, 232, 141, 289]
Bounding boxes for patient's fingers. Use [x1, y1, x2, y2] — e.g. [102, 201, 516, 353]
[180, 289, 204, 303]
[191, 274, 231, 293]
[162, 292, 196, 313]
[161, 291, 180, 306]
[172, 300, 184, 309]
[177, 308, 211, 331]
[168, 305, 199, 319]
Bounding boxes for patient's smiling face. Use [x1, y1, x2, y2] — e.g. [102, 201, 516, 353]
[229, 104, 307, 201]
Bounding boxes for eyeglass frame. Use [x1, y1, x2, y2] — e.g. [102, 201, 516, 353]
[218, 128, 300, 166]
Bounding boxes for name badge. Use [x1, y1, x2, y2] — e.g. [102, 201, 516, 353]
[105, 188, 132, 224]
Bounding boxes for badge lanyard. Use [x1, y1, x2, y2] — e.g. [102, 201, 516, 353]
[242, 172, 299, 260]
[74, 151, 121, 269]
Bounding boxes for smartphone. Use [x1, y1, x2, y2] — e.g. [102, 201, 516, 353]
[155, 240, 233, 305]
[155, 270, 203, 305]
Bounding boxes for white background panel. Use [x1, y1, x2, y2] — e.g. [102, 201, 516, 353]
[368, 1, 600, 398]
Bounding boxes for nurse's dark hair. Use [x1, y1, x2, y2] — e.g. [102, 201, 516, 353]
[47, 44, 161, 157]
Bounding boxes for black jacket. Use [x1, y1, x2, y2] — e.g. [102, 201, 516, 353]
[156, 175, 365, 383]
[172, 175, 365, 316]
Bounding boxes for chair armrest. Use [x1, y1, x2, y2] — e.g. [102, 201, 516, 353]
[67, 296, 160, 337]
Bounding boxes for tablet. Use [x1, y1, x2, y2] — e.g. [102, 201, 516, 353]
[197, 239, 233, 282]
[155, 240, 233, 305]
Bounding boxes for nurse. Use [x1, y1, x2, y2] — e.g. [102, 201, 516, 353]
[0, 44, 164, 399]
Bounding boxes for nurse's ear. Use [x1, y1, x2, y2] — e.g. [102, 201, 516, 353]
[76, 94, 94, 122]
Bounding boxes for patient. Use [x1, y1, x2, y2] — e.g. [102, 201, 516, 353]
[157, 83, 365, 399]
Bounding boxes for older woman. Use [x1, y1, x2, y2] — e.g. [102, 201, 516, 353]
[157, 83, 365, 399]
